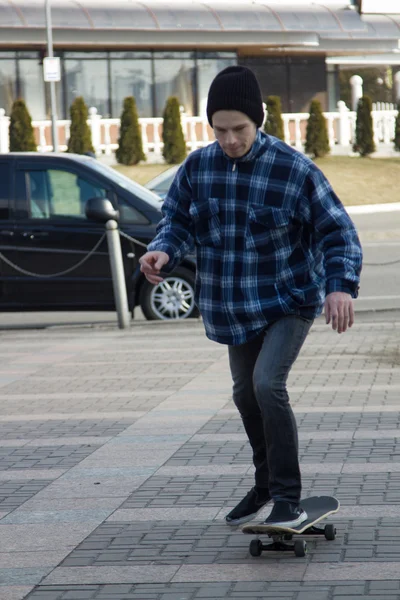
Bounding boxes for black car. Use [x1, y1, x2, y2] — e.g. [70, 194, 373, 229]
[0, 153, 197, 320]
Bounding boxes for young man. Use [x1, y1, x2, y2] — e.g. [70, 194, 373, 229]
[139, 66, 362, 528]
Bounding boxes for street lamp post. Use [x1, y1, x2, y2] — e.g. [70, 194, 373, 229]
[45, 0, 59, 152]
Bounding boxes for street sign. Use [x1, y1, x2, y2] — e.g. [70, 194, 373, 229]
[43, 57, 61, 82]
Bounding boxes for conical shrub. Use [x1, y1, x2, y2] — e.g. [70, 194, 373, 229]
[394, 102, 400, 152]
[67, 97, 94, 155]
[9, 99, 37, 152]
[162, 97, 187, 164]
[305, 100, 330, 158]
[116, 96, 145, 165]
[353, 95, 376, 157]
[264, 96, 284, 141]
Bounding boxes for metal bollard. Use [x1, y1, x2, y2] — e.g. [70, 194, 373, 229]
[105, 220, 130, 330]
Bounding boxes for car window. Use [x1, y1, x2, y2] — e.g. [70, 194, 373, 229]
[87, 160, 162, 208]
[27, 169, 107, 220]
[0, 162, 10, 220]
[150, 174, 175, 194]
[118, 196, 149, 225]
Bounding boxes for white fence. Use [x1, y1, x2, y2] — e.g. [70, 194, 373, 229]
[0, 102, 398, 158]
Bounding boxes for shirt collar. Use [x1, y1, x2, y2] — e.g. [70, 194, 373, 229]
[220, 129, 268, 165]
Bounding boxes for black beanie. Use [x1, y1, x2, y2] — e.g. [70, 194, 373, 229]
[206, 66, 264, 128]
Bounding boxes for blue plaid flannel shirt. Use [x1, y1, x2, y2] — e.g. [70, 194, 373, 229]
[148, 130, 362, 346]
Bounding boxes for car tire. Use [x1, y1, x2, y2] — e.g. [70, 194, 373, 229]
[139, 267, 199, 321]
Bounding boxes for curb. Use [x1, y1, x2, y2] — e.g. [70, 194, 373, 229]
[346, 202, 400, 215]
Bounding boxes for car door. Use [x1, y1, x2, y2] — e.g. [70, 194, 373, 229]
[13, 160, 132, 310]
[0, 159, 19, 308]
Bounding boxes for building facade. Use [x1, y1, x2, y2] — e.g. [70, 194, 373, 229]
[0, 0, 399, 122]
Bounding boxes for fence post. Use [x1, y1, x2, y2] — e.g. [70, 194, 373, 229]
[0, 109, 10, 153]
[337, 101, 351, 147]
[105, 220, 130, 330]
[350, 75, 363, 111]
[326, 115, 335, 148]
[89, 107, 102, 155]
[153, 120, 162, 160]
[282, 115, 291, 144]
[294, 117, 302, 149]
[395, 71, 400, 104]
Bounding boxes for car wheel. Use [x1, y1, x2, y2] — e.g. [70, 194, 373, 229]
[140, 267, 199, 321]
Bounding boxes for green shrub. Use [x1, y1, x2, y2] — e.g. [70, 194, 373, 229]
[264, 96, 284, 140]
[394, 102, 400, 152]
[116, 96, 145, 165]
[305, 99, 330, 158]
[9, 99, 37, 152]
[162, 97, 187, 164]
[67, 97, 94, 155]
[353, 95, 376, 157]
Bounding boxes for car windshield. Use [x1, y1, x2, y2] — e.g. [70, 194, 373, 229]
[86, 160, 163, 209]
[146, 166, 179, 193]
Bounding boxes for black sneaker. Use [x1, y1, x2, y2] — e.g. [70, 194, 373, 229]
[225, 487, 271, 526]
[263, 500, 307, 528]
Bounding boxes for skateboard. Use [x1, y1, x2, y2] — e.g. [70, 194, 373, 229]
[242, 495, 339, 557]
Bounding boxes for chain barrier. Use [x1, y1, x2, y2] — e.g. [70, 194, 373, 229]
[0, 224, 397, 279]
[0, 229, 147, 280]
[0, 232, 107, 278]
[119, 229, 148, 249]
[363, 258, 400, 266]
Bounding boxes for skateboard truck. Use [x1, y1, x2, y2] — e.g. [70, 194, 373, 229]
[248, 523, 337, 558]
[242, 496, 339, 558]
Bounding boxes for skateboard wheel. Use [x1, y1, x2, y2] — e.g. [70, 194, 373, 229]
[324, 524, 336, 541]
[294, 540, 307, 557]
[249, 539, 263, 557]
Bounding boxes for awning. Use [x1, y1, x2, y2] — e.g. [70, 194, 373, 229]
[0, 0, 398, 53]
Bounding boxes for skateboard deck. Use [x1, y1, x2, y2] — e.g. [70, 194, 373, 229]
[242, 495, 339, 535]
[242, 496, 339, 557]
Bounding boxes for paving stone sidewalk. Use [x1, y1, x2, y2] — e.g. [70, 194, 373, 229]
[0, 314, 399, 599]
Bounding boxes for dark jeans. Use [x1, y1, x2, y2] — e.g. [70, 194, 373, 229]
[228, 315, 313, 504]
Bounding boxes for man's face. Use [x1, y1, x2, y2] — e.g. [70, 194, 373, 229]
[212, 111, 257, 159]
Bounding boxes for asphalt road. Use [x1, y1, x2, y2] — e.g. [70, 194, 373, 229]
[0, 210, 398, 329]
[352, 211, 400, 312]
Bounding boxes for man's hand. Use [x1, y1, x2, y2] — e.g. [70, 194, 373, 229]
[325, 291, 354, 334]
[139, 251, 169, 284]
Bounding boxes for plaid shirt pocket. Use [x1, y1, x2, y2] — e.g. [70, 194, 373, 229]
[189, 197, 221, 247]
[246, 207, 293, 252]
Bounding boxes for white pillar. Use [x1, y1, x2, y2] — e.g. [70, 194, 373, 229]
[140, 121, 149, 156]
[350, 75, 363, 112]
[282, 115, 291, 145]
[0, 109, 10, 153]
[261, 101, 267, 129]
[104, 122, 112, 156]
[326, 116, 335, 148]
[395, 71, 400, 104]
[294, 117, 302, 149]
[89, 107, 101, 155]
[337, 100, 351, 147]
[153, 120, 162, 159]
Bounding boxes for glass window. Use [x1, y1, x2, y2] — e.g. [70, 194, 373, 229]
[118, 197, 148, 224]
[27, 170, 106, 220]
[64, 59, 109, 117]
[110, 52, 152, 60]
[288, 58, 327, 112]
[0, 162, 10, 220]
[64, 52, 108, 59]
[154, 56, 195, 116]
[197, 57, 237, 116]
[110, 58, 152, 118]
[18, 59, 46, 120]
[0, 59, 16, 116]
[339, 65, 396, 107]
